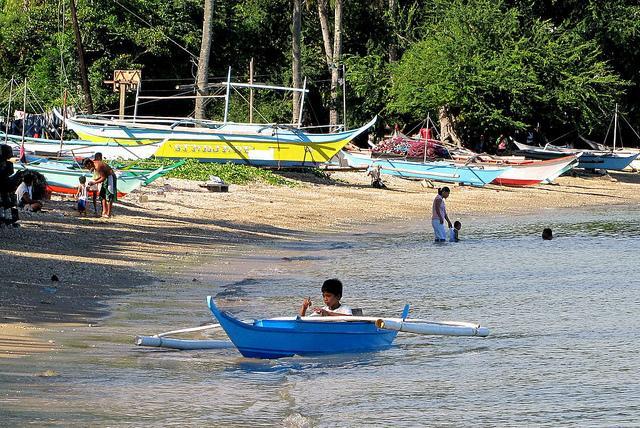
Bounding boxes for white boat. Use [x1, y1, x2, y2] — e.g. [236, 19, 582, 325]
[1, 132, 163, 160]
[455, 154, 580, 186]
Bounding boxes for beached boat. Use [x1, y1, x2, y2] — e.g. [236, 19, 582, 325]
[513, 141, 639, 171]
[1, 132, 163, 160]
[454, 154, 580, 186]
[61, 115, 377, 167]
[14, 158, 183, 197]
[342, 151, 510, 187]
[56, 69, 376, 167]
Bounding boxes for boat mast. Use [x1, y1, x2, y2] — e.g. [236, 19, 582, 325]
[342, 64, 347, 130]
[613, 103, 618, 151]
[297, 77, 306, 128]
[223, 67, 231, 123]
[423, 113, 430, 164]
[21, 78, 27, 148]
[133, 80, 141, 123]
[3, 77, 13, 145]
[58, 90, 67, 157]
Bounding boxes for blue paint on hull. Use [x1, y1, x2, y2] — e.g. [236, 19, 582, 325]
[207, 297, 398, 359]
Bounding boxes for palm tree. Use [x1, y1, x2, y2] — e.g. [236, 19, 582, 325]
[195, 0, 214, 120]
[292, 0, 302, 124]
[316, 0, 343, 131]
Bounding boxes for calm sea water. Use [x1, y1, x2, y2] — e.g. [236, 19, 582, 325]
[1, 206, 639, 427]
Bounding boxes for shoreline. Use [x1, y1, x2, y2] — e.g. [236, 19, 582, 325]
[2, 169, 640, 358]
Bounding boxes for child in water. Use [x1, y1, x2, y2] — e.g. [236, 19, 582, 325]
[300, 278, 353, 317]
[449, 220, 461, 242]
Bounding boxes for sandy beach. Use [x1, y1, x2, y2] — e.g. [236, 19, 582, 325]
[2, 169, 640, 358]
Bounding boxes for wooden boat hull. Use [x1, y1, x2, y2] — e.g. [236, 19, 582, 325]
[14, 159, 181, 197]
[342, 151, 509, 187]
[1, 132, 162, 160]
[491, 155, 579, 186]
[207, 297, 398, 359]
[514, 141, 639, 170]
[64, 116, 377, 167]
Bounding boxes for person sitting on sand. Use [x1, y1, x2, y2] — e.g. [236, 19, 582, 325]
[449, 220, 461, 242]
[300, 278, 353, 317]
[542, 228, 553, 240]
[367, 165, 386, 189]
[75, 176, 89, 216]
[15, 173, 42, 212]
[83, 157, 117, 218]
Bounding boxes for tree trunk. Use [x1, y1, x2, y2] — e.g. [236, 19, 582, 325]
[195, 0, 214, 120]
[317, 0, 343, 131]
[388, 0, 398, 62]
[292, 0, 302, 124]
[439, 106, 463, 147]
[69, 0, 93, 114]
[329, 0, 343, 130]
[317, 0, 333, 65]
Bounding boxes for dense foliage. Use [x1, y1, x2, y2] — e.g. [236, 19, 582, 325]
[117, 159, 295, 185]
[1, 0, 639, 144]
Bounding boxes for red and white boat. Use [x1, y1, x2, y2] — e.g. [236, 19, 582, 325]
[453, 154, 579, 186]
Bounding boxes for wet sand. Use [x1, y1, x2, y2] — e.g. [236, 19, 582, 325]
[2, 169, 640, 357]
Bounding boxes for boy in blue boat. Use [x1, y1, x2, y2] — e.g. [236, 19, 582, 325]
[300, 278, 353, 317]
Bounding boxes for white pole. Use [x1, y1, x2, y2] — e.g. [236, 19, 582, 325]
[342, 64, 347, 130]
[613, 103, 618, 151]
[249, 58, 254, 124]
[3, 77, 13, 145]
[297, 77, 306, 128]
[133, 79, 141, 123]
[423, 113, 430, 163]
[223, 67, 231, 123]
[21, 78, 27, 145]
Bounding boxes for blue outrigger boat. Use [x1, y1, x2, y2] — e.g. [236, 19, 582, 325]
[207, 297, 406, 359]
[136, 298, 490, 359]
[341, 151, 509, 187]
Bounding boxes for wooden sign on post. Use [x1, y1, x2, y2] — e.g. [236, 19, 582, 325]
[104, 70, 141, 119]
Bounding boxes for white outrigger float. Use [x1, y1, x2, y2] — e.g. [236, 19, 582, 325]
[136, 297, 490, 359]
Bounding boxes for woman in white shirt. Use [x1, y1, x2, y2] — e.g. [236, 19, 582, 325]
[300, 278, 352, 317]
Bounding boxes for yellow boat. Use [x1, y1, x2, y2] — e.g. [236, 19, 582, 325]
[63, 116, 376, 167]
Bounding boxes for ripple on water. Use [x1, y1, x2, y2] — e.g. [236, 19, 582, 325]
[2, 207, 640, 425]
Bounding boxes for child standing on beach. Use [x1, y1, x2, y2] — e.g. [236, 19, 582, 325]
[75, 176, 88, 215]
[300, 279, 353, 317]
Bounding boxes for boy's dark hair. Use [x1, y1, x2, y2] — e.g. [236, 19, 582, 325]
[23, 174, 34, 185]
[321, 278, 343, 298]
[542, 228, 553, 240]
[0, 144, 13, 160]
[94, 152, 103, 160]
[454, 221, 461, 228]
[79, 176, 87, 184]
[82, 158, 94, 168]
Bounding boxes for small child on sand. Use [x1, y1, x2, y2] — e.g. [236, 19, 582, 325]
[300, 279, 353, 317]
[75, 176, 88, 215]
[449, 220, 461, 242]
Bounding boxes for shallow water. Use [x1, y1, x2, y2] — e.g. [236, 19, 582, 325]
[1, 205, 640, 426]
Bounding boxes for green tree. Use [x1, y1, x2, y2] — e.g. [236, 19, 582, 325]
[389, 0, 626, 143]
